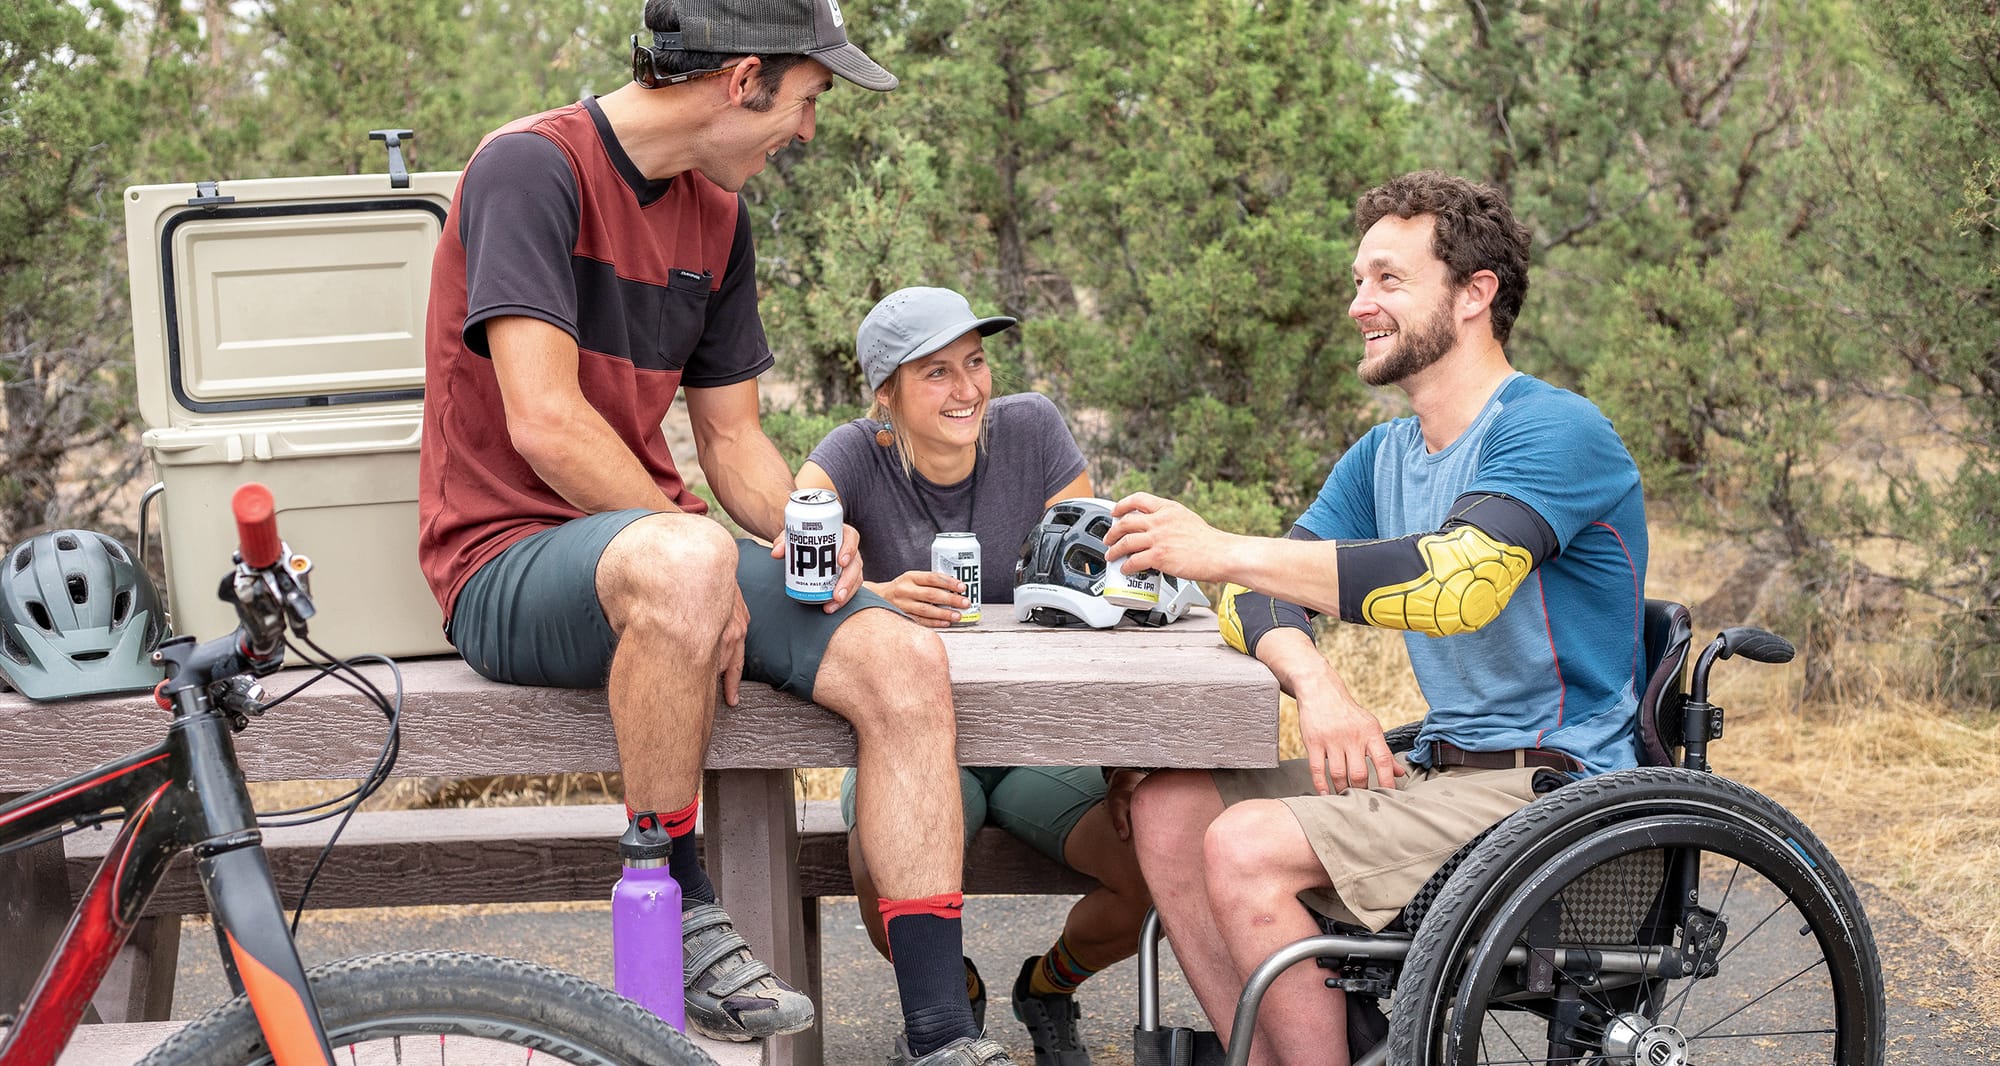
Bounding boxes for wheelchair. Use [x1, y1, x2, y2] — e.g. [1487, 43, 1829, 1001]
[1134, 600, 1886, 1065]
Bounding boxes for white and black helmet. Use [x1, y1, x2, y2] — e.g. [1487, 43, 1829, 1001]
[1013, 498, 1209, 629]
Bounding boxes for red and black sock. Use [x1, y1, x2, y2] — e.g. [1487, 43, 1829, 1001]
[881, 893, 978, 1055]
[627, 800, 714, 909]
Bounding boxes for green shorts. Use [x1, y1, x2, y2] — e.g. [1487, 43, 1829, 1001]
[448, 509, 893, 699]
[839, 764, 1107, 865]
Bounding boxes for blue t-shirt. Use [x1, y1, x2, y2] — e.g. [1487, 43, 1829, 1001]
[1296, 373, 1648, 775]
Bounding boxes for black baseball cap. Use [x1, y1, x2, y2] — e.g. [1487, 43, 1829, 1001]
[653, 0, 896, 91]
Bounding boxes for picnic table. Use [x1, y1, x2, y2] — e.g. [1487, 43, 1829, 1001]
[2, 612, 1279, 1066]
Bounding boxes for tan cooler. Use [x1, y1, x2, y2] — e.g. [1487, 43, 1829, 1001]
[126, 171, 459, 658]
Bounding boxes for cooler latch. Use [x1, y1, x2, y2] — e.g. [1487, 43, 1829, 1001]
[370, 128, 415, 190]
[185, 181, 234, 208]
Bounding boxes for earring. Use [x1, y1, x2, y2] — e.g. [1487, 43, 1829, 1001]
[874, 418, 894, 448]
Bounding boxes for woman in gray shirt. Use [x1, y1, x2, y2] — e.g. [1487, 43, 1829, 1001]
[798, 287, 1146, 1066]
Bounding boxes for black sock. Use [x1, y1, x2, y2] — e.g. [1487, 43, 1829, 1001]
[670, 827, 716, 907]
[884, 899, 976, 1055]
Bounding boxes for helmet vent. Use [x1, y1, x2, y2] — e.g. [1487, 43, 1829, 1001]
[113, 588, 134, 627]
[100, 536, 130, 563]
[55, 534, 79, 552]
[67, 574, 89, 605]
[11, 545, 30, 572]
[1, 629, 28, 665]
[1085, 516, 1112, 538]
[27, 600, 53, 631]
[1063, 545, 1106, 579]
[70, 650, 109, 662]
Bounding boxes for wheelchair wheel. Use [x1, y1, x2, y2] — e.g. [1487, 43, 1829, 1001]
[1387, 768, 1883, 1065]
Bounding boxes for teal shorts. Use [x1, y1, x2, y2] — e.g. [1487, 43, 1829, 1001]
[448, 509, 893, 699]
[839, 764, 1108, 865]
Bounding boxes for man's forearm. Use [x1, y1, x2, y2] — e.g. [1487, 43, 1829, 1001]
[1254, 627, 1341, 702]
[1233, 535, 1343, 618]
[514, 413, 680, 515]
[698, 431, 793, 542]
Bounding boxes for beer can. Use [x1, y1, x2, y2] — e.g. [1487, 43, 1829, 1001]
[1101, 564, 1162, 609]
[930, 532, 982, 625]
[784, 489, 843, 603]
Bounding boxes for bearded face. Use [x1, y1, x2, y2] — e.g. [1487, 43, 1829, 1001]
[1357, 283, 1458, 387]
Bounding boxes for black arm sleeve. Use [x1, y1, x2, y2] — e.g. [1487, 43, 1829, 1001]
[1332, 491, 1560, 631]
[1222, 524, 1322, 656]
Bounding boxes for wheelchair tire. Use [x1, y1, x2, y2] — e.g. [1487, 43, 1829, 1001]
[138, 950, 717, 1066]
[1386, 768, 1883, 1066]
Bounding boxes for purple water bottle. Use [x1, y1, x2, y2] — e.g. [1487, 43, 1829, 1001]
[613, 812, 685, 1029]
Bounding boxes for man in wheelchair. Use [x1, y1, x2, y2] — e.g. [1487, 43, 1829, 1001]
[1105, 170, 1649, 1066]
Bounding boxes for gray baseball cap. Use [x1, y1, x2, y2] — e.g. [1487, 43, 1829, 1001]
[857, 287, 1017, 392]
[656, 0, 896, 91]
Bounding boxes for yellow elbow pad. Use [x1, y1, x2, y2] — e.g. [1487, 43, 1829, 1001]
[1359, 526, 1533, 636]
[1217, 583, 1252, 653]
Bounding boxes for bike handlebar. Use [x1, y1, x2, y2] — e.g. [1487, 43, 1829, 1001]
[234, 483, 282, 570]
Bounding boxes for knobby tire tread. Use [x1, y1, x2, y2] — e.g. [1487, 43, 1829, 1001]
[137, 949, 716, 1066]
[1383, 767, 1883, 1066]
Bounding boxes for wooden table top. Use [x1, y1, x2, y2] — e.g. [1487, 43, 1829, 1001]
[1, 612, 1278, 789]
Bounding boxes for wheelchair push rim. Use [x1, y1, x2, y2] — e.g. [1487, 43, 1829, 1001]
[1389, 769, 1883, 1066]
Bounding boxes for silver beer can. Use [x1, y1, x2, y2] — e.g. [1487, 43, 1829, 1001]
[784, 489, 844, 603]
[929, 532, 982, 625]
[1101, 564, 1162, 609]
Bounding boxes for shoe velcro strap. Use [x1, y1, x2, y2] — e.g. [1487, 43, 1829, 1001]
[685, 942, 776, 996]
[681, 905, 777, 995]
[681, 903, 737, 937]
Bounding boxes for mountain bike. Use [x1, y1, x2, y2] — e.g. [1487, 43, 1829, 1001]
[0, 483, 714, 1066]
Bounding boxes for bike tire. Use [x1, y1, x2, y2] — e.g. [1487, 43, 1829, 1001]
[1385, 767, 1883, 1065]
[138, 950, 717, 1066]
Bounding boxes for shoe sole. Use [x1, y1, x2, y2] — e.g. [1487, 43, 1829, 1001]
[688, 1006, 816, 1042]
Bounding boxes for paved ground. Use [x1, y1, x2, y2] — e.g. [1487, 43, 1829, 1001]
[160, 882, 1999, 1065]
[168, 894, 1193, 1065]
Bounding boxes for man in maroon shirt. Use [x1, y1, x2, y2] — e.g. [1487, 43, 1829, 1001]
[419, 3, 1009, 1063]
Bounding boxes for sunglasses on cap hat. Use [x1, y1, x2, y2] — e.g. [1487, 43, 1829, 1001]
[631, 35, 743, 88]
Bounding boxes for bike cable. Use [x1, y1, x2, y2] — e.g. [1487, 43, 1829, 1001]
[239, 641, 405, 934]
[0, 810, 121, 857]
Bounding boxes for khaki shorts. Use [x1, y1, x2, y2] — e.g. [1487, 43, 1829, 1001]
[1213, 756, 1559, 932]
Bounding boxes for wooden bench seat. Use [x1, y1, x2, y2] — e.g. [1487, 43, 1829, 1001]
[63, 800, 1098, 915]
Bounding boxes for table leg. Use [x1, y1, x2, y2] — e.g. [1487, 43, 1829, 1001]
[703, 769, 816, 1066]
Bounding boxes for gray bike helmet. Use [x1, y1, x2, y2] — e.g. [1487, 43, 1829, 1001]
[0, 530, 169, 701]
[1013, 498, 1209, 628]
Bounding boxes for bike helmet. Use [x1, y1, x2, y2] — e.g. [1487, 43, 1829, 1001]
[1013, 498, 1209, 628]
[0, 530, 169, 701]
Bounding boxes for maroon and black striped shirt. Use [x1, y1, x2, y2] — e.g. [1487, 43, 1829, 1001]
[418, 97, 772, 625]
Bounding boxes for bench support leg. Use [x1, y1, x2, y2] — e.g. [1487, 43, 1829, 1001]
[1, 794, 75, 1020]
[91, 914, 182, 1022]
[704, 769, 815, 1066]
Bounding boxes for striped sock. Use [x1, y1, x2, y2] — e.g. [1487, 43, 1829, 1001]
[1028, 933, 1098, 997]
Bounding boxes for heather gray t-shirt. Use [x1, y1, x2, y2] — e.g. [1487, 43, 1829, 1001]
[807, 393, 1087, 603]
